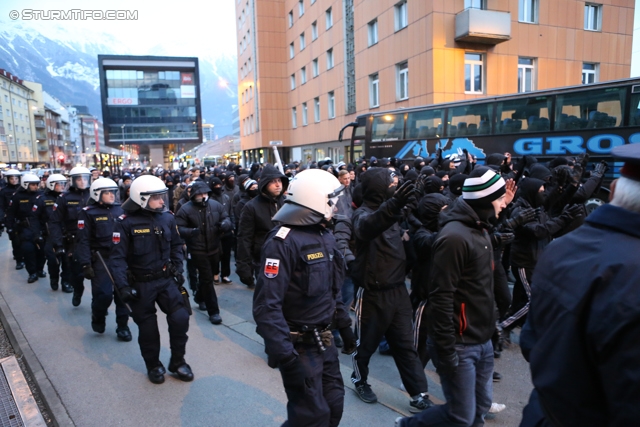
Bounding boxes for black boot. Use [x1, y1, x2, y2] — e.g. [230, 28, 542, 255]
[15, 262, 25, 270]
[116, 325, 132, 342]
[37, 270, 47, 278]
[72, 291, 82, 307]
[147, 364, 166, 384]
[168, 357, 194, 382]
[61, 282, 73, 293]
[50, 277, 59, 291]
[91, 313, 106, 334]
[27, 274, 38, 283]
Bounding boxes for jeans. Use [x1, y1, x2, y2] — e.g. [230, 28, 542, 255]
[404, 338, 493, 427]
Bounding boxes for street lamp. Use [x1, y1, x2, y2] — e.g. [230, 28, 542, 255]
[121, 124, 126, 168]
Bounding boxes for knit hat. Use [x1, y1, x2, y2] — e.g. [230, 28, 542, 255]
[244, 179, 258, 190]
[462, 167, 506, 205]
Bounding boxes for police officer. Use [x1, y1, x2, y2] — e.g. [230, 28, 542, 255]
[5, 174, 46, 283]
[76, 178, 132, 341]
[0, 170, 25, 270]
[253, 169, 356, 427]
[36, 174, 69, 291]
[50, 167, 91, 305]
[109, 175, 193, 384]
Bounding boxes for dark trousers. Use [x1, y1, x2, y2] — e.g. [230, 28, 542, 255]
[22, 239, 45, 275]
[69, 254, 85, 297]
[404, 339, 493, 427]
[191, 252, 220, 316]
[493, 250, 511, 319]
[413, 300, 431, 369]
[9, 233, 23, 263]
[44, 240, 60, 282]
[91, 257, 129, 324]
[186, 255, 199, 293]
[351, 285, 429, 396]
[282, 342, 344, 427]
[500, 265, 533, 330]
[128, 277, 190, 370]
[219, 235, 233, 278]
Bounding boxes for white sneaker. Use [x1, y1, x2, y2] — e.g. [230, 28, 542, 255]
[489, 402, 506, 413]
[399, 383, 406, 392]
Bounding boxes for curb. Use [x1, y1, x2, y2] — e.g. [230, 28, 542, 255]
[0, 292, 74, 427]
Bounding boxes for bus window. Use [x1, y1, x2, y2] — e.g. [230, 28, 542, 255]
[496, 96, 551, 134]
[628, 91, 640, 126]
[556, 87, 625, 130]
[372, 114, 404, 141]
[406, 109, 444, 139]
[447, 103, 493, 137]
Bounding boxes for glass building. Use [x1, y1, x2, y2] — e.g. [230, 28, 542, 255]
[98, 55, 202, 167]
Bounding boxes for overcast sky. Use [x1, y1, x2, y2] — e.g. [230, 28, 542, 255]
[0, 0, 238, 58]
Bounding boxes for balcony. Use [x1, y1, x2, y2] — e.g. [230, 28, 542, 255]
[36, 131, 47, 139]
[37, 143, 48, 152]
[35, 119, 46, 128]
[455, 8, 511, 45]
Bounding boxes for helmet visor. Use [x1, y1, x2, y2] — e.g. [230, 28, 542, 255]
[140, 189, 169, 212]
[51, 180, 69, 193]
[71, 173, 91, 189]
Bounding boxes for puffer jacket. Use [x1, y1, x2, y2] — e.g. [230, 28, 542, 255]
[175, 198, 232, 256]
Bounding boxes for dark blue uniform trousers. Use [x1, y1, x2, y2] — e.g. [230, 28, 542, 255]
[281, 342, 344, 427]
[128, 277, 189, 369]
[91, 257, 129, 324]
[44, 240, 60, 282]
[22, 238, 45, 275]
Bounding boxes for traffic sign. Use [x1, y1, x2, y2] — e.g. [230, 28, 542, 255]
[269, 140, 283, 146]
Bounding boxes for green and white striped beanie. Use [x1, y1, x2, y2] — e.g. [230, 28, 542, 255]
[462, 168, 506, 204]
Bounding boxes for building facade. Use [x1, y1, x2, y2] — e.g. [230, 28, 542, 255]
[98, 55, 203, 169]
[236, 0, 634, 165]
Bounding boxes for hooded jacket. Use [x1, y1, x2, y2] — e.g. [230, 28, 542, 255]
[175, 196, 232, 256]
[351, 168, 406, 291]
[236, 165, 289, 277]
[427, 197, 496, 356]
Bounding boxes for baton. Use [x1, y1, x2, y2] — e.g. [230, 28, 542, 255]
[94, 251, 132, 312]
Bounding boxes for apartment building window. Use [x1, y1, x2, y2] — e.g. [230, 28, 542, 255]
[518, 58, 535, 93]
[395, 1, 408, 32]
[326, 8, 333, 29]
[368, 19, 378, 46]
[300, 33, 306, 50]
[291, 74, 296, 90]
[369, 73, 380, 108]
[312, 21, 318, 40]
[584, 3, 602, 31]
[292, 107, 298, 128]
[397, 62, 409, 100]
[464, 53, 484, 93]
[582, 63, 599, 84]
[299, 0, 304, 17]
[3, 95, 7, 102]
[465, 0, 485, 9]
[326, 48, 334, 69]
[314, 97, 321, 122]
[301, 66, 307, 84]
[288, 11, 293, 27]
[519, 0, 537, 22]
[312, 59, 319, 77]
[250, 114, 254, 133]
[290, 42, 295, 59]
[328, 92, 336, 119]
[302, 102, 308, 126]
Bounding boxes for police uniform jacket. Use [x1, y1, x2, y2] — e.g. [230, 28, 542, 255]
[109, 209, 184, 288]
[75, 203, 124, 266]
[49, 188, 90, 249]
[520, 203, 640, 427]
[0, 183, 19, 224]
[253, 224, 351, 367]
[175, 199, 232, 256]
[5, 189, 44, 242]
[35, 190, 59, 228]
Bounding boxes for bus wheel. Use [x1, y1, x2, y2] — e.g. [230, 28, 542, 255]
[584, 197, 605, 215]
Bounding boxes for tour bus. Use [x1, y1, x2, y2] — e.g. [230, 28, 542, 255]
[339, 77, 640, 208]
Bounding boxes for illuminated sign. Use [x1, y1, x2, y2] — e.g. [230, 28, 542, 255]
[108, 98, 138, 105]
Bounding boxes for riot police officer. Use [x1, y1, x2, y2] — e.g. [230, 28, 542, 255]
[76, 178, 131, 341]
[50, 167, 91, 304]
[253, 169, 356, 427]
[36, 174, 69, 291]
[109, 175, 193, 384]
[5, 174, 46, 283]
[0, 170, 25, 270]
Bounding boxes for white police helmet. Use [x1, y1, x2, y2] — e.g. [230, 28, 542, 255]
[69, 166, 91, 189]
[46, 174, 68, 192]
[4, 169, 20, 183]
[20, 173, 40, 191]
[126, 175, 168, 212]
[272, 169, 344, 226]
[90, 178, 118, 204]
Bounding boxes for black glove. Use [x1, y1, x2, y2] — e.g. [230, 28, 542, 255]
[119, 286, 139, 303]
[576, 152, 590, 168]
[82, 264, 95, 280]
[174, 273, 185, 286]
[561, 204, 583, 221]
[279, 356, 306, 393]
[54, 246, 65, 256]
[592, 161, 609, 178]
[504, 207, 536, 229]
[239, 274, 255, 287]
[339, 327, 357, 354]
[392, 181, 416, 207]
[490, 232, 514, 250]
[436, 351, 459, 376]
[555, 165, 573, 187]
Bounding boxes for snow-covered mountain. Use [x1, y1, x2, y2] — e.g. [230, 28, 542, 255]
[0, 20, 238, 136]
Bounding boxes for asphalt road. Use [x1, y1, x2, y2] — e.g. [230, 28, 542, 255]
[0, 235, 533, 426]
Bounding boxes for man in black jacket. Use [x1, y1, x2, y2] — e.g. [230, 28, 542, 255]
[397, 167, 507, 427]
[210, 178, 234, 283]
[350, 168, 433, 413]
[236, 165, 288, 288]
[175, 182, 232, 324]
